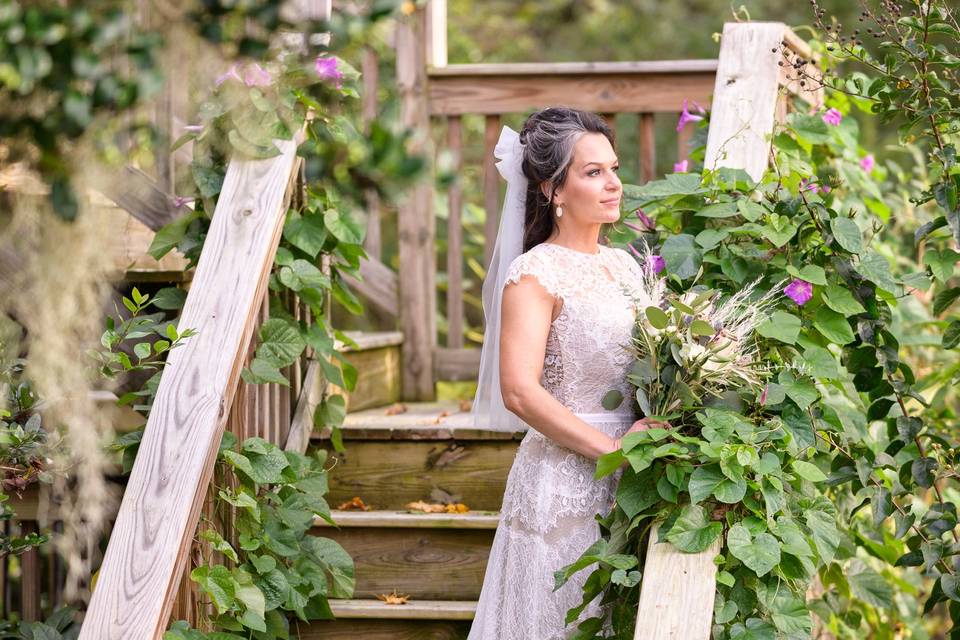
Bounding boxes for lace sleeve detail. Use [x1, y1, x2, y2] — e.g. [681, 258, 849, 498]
[503, 250, 563, 299]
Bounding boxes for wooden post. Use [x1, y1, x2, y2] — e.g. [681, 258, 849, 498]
[634, 22, 797, 640]
[395, 4, 436, 400]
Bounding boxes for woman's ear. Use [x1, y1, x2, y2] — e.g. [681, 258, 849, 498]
[539, 180, 558, 204]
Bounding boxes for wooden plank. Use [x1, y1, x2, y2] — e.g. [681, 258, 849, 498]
[395, 4, 437, 400]
[79, 136, 302, 640]
[284, 360, 324, 453]
[328, 599, 476, 620]
[339, 256, 399, 318]
[434, 346, 480, 381]
[639, 113, 656, 183]
[635, 22, 790, 640]
[97, 166, 182, 231]
[429, 71, 716, 116]
[315, 510, 499, 529]
[482, 115, 501, 269]
[326, 345, 401, 413]
[19, 521, 40, 622]
[299, 619, 471, 639]
[336, 330, 404, 352]
[361, 46, 383, 261]
[703, 22, 789, 182]
[425, 0, 447, 68]
[428, 60, 719, 76]
[317, 525, 492, 599]
[446, 115, 464, 349]
[316, 439, 517, 511]
[316, 400, 522, 441]
[634, 522, 721, 640]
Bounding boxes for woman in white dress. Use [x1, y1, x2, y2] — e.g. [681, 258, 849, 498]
[468, 107, 669, 639]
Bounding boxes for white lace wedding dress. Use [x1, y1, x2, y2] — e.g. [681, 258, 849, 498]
[468, 241, 649, 640]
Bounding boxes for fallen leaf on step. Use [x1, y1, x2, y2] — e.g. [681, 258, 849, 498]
[458, 398, 472, 412]
[429, 410, 452, 424]
[405, 500, 470, 514]
[337, 496, 371, 511]
[377, 590, 410, 605]
[384, 403, 408, 415]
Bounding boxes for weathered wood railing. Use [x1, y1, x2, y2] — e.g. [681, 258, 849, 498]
[631, 22, 822, 640]
[78, 129, 311, 638]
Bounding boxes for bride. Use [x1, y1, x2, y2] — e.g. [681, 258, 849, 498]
[468, 106, 669, 639]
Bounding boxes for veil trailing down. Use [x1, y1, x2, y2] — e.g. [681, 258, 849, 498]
[471, 125, 529, 434]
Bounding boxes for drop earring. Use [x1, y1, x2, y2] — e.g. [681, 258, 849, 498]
[556, 204, 563, 218]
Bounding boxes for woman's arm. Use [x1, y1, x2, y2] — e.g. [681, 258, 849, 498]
[498, 275, 619, 460]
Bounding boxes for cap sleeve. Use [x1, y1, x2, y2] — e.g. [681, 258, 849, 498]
[503, 248, 563, 299]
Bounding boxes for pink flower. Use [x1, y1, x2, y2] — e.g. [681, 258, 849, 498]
[799, 177, 820, 193]
[315, 55, 343, 89]
[676, 98, 705, 132]
[784, 279, 813, 305]
[172, 196, 195, 209]
[760, 384, 769, 406]
[215, 64, 242, 86]
[822, 108, 843, 126]
[183, 124, 204, 133]
[646, 255, 666, 274]
[635, 208, 656, 231]
[674, 159, 689, 173]
[242, 63, 272, 87]
[860, 154, 874, 172]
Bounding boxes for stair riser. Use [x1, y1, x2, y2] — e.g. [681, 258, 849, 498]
[316, 440, 518, 510]
[299, 620, 470, 639]
[315, 526, 494, 600]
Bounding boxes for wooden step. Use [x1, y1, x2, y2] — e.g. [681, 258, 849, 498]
[299, 599, 474, 640]
[327, 331, 404, 413]
[313, 510, 498, 600]
[314, 402, 524, 511]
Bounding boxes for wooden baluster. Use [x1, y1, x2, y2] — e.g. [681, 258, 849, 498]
[361, 46, 382, 261]
[20, 521, 40, 622]
[638, 113, 656, 183]
[482, 115, 502, 270]
[446, 115, 464, 349]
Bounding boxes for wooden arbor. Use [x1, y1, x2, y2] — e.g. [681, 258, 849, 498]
[383, 2, 821, 401]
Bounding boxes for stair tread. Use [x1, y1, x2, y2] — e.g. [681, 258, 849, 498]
[328, 598, 476, 620]
[315, 401, 526, 441]
[316, 509, 500, 529]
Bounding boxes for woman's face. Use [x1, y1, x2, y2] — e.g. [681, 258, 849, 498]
[548, 132, 622, 224]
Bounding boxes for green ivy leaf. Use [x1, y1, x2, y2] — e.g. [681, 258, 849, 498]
[283, 210, 328, 259]
[688, 464, 724, 504]
[847, 560, 894, 608]
[813, 307, 855, 344]
[830, 217, 863, 254]
[822, 285, 866, 316]
[855, 251, 898, 293]
[791, 460, 827, 482]
[664, 504, 723, 553]
[757, 311, 802, 344]
[323, 208, 364, 245]
[728, 524, 780, 576]
[257, 318, 306, 368]
[660, 234, 702, 279]
[923, 248, 959, 282]
[601, 389, 624, 411]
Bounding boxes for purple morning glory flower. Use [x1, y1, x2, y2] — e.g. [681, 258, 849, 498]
[784, 279, 813, 305]
[242, 63, 272, 87]
[674, 159, 689, 173]
[172, 196, 195, 209]
[675, 98, 705, 132]
[315, 55, 344, 89]
[860, 154, 874, 172]
[646, 255, 666, 274]
[215, 64, 242, 87]
[822, 108, 843, 126]
[799, 177, 820, 193]
[635, 208, 656, 231]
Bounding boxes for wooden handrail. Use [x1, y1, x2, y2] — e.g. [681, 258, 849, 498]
[633, 22, 821, 640]
[79, 135, 303, 639]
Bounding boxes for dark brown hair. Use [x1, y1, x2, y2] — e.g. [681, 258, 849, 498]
[518, 107, 616, 252]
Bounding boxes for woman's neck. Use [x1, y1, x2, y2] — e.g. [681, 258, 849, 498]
[545, 224, 602, 254]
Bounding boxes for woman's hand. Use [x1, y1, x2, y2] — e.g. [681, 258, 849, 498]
[609, 417, 672, 454]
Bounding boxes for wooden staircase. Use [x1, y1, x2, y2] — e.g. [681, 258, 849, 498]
[305, 401, 522, 639]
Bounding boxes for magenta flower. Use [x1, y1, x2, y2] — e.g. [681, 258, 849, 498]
[760, 384, 769, 406]
[635, 208, 656, 231]
[623, 220, 647, 234]
[799, 177, 820, 194]
[860, 154, 875, 172]
[242, 63, 272, 87]
[172, 196, 195, 209]
[676, 98, 705, 132]
[215, 64, 242, 87]
[674, 159, 689, 173]
[646, 255, 666, 274]
[183, 124, 204, 133]
[822, 108, 843, 126]
[784, 279, 813, 305]
[315, 55, 343, 89]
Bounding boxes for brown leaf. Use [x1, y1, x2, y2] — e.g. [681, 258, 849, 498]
[405, 500, 470, 514]
[337, 496, 371, 511]
[446, 503, 470, 513]
[377, 589, 410, 605]
[384, 403, 408, 416]
[457, 398, 472, 412]
[429, 410, 452, 424]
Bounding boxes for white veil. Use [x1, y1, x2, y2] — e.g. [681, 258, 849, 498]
[471, 125, 530, 433]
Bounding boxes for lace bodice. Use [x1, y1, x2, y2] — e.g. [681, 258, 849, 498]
[503, 242, 649, 416]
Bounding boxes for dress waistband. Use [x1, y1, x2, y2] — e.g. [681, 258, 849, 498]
[573, 411, 635, 423]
